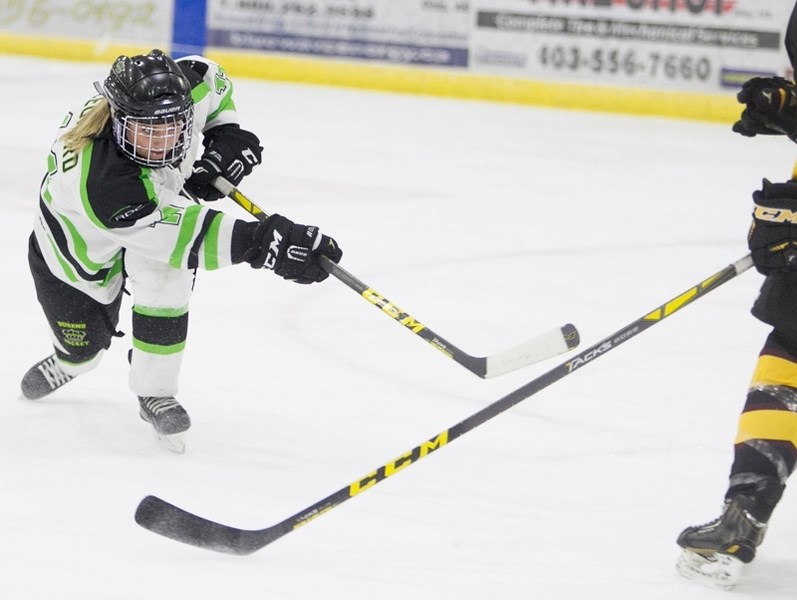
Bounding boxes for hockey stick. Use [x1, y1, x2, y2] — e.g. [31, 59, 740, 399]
[212, 176, 579, 378]
[135, 254, 753, 555]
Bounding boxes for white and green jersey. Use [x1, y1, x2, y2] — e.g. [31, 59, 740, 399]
[33, 56, 247, 305]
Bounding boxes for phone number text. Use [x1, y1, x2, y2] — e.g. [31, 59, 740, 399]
[539, 46, 711, 81]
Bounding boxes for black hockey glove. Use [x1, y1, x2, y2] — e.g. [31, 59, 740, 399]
[749, 179, 797, 274]
[184, 125, 263, 201]
[242, 214, 343, 284]
[733, 77, 797, 139]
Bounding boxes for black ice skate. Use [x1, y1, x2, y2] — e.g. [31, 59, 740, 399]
[21, 355, 75, 400]
[138, 396, 191, 454]
[676, 494, 767, 590]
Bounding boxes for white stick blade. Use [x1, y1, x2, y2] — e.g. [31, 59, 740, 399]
[484, 324, 579, 378]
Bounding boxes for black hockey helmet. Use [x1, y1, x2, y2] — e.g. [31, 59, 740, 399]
[97, 49, 194, 167]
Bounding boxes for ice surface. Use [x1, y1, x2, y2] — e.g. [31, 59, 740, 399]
[2, 54, 797, 598]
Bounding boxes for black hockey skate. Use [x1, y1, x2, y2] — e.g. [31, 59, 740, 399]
[21, 355, 74, 400]
[676, 494, 767, 590]
[138, 396, 191, 454]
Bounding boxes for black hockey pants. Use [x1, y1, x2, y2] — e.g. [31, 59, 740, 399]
[28, 233, 123, 367]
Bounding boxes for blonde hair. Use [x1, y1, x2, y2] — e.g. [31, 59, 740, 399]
[60, 97, 111, 151]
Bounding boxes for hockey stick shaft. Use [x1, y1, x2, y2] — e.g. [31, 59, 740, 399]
[213, 177, 578, 377]
[135, 255, 753, 554]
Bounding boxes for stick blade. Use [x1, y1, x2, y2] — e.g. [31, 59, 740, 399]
[484, 323, 579, 378]
[135, 495, 267, 556]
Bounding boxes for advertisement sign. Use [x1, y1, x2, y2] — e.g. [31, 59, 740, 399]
[207, 0, 470, 67]
[4, 0, 792, 103]
[0, 0, 173, 43]
[470, 0, 792, 92]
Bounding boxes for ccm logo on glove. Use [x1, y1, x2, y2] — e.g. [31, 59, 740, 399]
[262, 227, 316, 269]
[748, 179, 797, 274]
[263, 229, 283, 270]
[753, 205, 797, 224]
[243, 214, 343, 284]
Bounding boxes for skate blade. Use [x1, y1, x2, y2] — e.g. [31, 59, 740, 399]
[152, 430, 186, 454]
[676, 548, 743, 591]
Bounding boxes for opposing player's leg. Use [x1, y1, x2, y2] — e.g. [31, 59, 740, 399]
[676, 477, 783, 590]
[677, 322, 796, 589]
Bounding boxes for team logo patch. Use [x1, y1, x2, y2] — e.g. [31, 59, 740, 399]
[60, 326, 89, 348]
[214, 70, 229, 95]
[154, 205, 183, 226]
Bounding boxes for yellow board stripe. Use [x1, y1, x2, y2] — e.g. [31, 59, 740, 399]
[0, 33, 143, 63]
[0, 33, 740, 123]
[735, 410, 797, 446]
[750, 355, 797, 389]
[207, 48, 739, 123]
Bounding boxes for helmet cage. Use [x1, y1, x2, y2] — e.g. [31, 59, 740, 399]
[111, 109, 194, 168]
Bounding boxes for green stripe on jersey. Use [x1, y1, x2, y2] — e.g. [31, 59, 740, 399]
[168, 205, 202, 268]
[46, 233, 79, 282]
[138, 167, 158, 203]
[61, 213, 109, 272]
[192, 81, 210, 104]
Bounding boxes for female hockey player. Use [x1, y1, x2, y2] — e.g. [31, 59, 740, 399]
[675, 5, 797, 587]
[21, 49, 342, 453]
